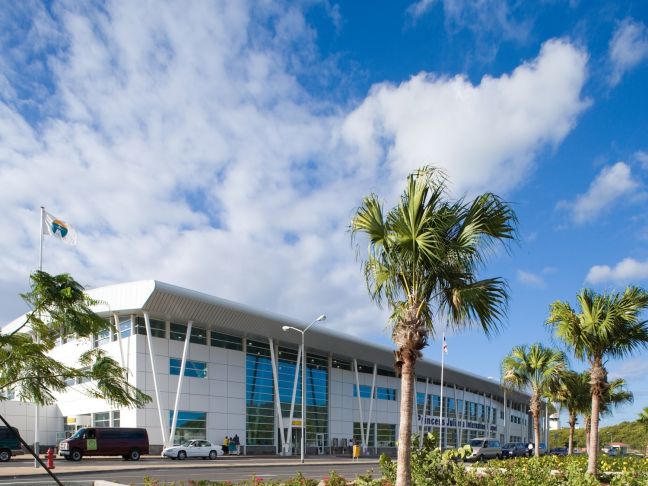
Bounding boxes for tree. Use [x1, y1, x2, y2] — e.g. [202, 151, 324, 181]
[0, 271, 150, 407]
[351, 166, 516, 486]
[638, 407, 648, 456]
[549, 370, 590, 455]
[547, 287, 648, 475]
[501, 343, 567, 457]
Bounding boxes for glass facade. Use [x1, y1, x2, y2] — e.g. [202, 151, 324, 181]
[211, 331, 243, 351]
[245, 340, 329, 448]
[169, 358, 207, 378]
[169, 411, 206, 444]
[135, 317, 166, 338]
[93, 411, 110, 427]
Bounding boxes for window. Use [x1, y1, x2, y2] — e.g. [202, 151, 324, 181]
[246, 339, 274, 446]
[94, 412, 110, 427]
[376, 423, 396, 446]
[355, 362, 374, 374]
[117, 317, 132, 339]
[64, 376, 76, 387]
[376, 367, 396, 378]
[375, 387, 396, 401]
[211, 331, 243, 351]
[332, 357, 351, 370]
[353, 385, 372, 398]
[170, 323, 187, 342]
[190, 326, 207, 345]
[169, 411, 206, 444]
[135, 317, 166, 338]
[94, 329, 110, 347]
[169, 358, 207, 378]
[112, 410, 120, 427]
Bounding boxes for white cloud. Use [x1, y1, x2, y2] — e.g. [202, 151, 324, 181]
[586, 257, 648, 284]
[635, 150, 648, 170]
[608, 357, 648, 380]
[517, 270, 545, 287]
[562, 162, 640, 224]
[407, 0, 437, 20]
[342, 38, 589, 197]
[0, 3, 589, 341]
[608, 18, 648, 87]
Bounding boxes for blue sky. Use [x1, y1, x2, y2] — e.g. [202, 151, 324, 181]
[1, 0, 648, 427]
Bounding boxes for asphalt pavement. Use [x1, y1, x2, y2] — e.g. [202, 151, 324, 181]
[0, 455, 381, 485]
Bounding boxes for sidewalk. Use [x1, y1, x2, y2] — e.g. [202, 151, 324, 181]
[0, 455, 380, 480]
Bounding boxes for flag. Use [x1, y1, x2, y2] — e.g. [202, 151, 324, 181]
[442, 335, 448, 354]
[42, 210, 77, 245]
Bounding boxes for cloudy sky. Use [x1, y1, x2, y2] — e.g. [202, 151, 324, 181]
[2, 0, 648, 426]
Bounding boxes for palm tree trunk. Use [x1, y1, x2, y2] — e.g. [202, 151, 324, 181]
[568, 412, 576, 455]
[396, 349, 415, 486]
[587, 361, 605, 476]
[584, 415, 590, 454]
[530, 394, 541, 458]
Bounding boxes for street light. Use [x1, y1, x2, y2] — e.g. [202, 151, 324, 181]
[282, 314, 326, 463]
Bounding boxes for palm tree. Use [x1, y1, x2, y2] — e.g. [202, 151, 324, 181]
[582, 378, 633, 454]
[351, 167, 516, 486]
[549, 370, 590, 455]
[638, 407, 648, 456]
[501, 343, 567, 457]
[547, 287, 648, 475]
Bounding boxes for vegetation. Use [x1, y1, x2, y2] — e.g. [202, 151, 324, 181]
[549, 370, 590, 455]
[501, 343, 567, 457]
[547, 287, 648, 475]
[550, 417, 648, 452]
[350, 166, 516, 486]
[639, 407, 648, 456]
[0, 271, 150, 407]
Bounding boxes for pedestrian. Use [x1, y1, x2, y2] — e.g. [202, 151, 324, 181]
[222, 436, 229, 455]
[228, 436, 236, 455]
[233, 434, 240, 446]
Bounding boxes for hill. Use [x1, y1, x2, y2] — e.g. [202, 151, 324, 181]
[550, 418, 647, 452]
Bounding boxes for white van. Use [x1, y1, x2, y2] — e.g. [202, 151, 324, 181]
[466, 438, 502, 461]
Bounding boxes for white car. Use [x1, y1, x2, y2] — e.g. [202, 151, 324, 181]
[162, 440, 223, 460]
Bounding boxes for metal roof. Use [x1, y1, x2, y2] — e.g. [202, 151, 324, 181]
[86, 280, 529, 404]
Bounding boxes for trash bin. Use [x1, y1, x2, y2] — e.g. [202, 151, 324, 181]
[352, 444, 360, 461]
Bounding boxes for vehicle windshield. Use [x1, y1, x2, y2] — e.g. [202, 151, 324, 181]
[469, 439, 484, 447]
[502, 443, 515, 448]
[70, 428, 86, 440]
[180, 441, 192, 447]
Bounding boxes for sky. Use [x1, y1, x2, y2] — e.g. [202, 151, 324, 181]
[1, 0, 648, 427]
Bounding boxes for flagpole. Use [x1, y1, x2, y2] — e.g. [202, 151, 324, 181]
[439, 331, 446, 450]
[34, 206, 44, 467]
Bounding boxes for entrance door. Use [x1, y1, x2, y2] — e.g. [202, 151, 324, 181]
[316, 433, 325, 455]
[278, 428, 302, 455]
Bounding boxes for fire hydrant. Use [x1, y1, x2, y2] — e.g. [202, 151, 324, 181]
[46, 448, 55, 469]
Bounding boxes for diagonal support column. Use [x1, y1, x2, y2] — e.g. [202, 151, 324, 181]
[352, 359, 366, 449]
[144, 312, 167, 448]
[419, 377, 429, 448]
[364, 363, 377, 453]
[268, 338, 287, 454]
[169, 320, 193, 448]
[286, 345, 302, 454]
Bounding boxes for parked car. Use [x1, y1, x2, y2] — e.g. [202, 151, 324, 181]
[162, 440, 223, 460]
[466, 438, 502, 462]
[526, 442, 547, 456]
[0, 426, 24, 462]
[549, 447, 568, 456]
[58, 427, 149, 461]
[501, 442, 528, 458]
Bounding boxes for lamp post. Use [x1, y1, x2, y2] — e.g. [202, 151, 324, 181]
[282, 314, 326, 464]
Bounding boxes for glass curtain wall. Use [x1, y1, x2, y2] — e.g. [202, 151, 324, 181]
[246, 340, 274, 446]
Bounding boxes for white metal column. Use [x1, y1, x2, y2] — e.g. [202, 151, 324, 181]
[285, 345, 302, 454]
[268, 338, 287, 454]
[364, 364, 377, 453]
[419, 377, 429, 448]
[169, 320, 193, 448]
[144, 312, 167, 447]
[454, 385, 460, 447]
[113, 313, 126, 369]
[352, 359, 366, 449]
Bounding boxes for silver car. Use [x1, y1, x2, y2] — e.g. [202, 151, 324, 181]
[466, 438, 502, 462]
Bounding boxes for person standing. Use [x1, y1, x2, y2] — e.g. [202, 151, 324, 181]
[222, 436, 229, 455]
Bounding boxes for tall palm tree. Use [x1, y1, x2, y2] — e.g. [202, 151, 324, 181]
[638, 407, 648, 457]
[583, 378, 633, 453]
[501, 343, 567, 457]
[549, 370, 590, 455]
[547, 287, 648, 475]
[351, 167, 516, 486]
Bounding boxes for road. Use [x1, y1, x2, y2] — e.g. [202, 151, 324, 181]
[0, 458, 381, 485]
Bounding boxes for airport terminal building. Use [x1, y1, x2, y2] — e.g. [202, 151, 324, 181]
[2, 280, 537, 454]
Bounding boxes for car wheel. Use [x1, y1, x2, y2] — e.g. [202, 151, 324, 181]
[209, 450, 218, 460]
[128, 449, 141, 461]
[70, 449, 83, 462]
[0, 449, 11, 462]
[177, 450, 186, 460]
